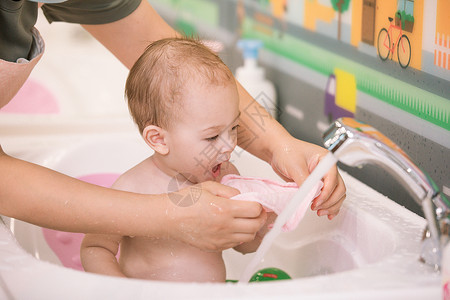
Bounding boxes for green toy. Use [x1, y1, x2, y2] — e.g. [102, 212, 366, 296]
[249, 267, 291, 282]
[226, 267, 292, 283]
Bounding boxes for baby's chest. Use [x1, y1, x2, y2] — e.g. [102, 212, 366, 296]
[123, 237, 211, 259]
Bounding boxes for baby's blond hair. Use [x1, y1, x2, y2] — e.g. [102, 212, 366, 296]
[125, 37, 234, 133]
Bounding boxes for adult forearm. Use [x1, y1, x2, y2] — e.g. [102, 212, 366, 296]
[82, 0, 290, 164]
[236, 81, 292, 164]
[82, 0, 179, 69]
[0, 149, 168, 237]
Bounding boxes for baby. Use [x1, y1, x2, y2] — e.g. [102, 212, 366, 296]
[80, 37, 269, 282]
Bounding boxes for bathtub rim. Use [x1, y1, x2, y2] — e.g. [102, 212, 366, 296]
[0, 131, 441, 299]
[0, 172, 440, 299]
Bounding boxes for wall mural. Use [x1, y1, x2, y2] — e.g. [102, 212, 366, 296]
[150, 0, 449, 140]
[232, 0, 449, 130]
[151, 0, 449, 213]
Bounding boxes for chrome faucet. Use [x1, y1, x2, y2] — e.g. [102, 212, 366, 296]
[323, 117, 449, 270]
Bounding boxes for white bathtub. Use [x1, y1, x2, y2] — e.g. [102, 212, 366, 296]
[0, 130, 441, 299]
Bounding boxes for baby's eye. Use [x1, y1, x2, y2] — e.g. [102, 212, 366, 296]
[206, 135, 219, 141]
[231, 124, 240, 131]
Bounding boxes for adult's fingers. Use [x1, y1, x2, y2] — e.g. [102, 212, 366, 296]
[168, 183, 268, 251]
[201, 181, 265, 218]
[228, 209, 268, 233]
[200, 181, 240, 198]
[228, 199, 264, 218]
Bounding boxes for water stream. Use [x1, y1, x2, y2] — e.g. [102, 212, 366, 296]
[238, 152, 338, 283]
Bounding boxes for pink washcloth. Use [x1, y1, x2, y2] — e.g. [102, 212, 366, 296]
[221, 174, 323, 232]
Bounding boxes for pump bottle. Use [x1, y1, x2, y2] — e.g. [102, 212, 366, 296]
[236, 40, 277, 118]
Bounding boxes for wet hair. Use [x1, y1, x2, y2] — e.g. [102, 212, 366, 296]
[125, 37, 234, 133]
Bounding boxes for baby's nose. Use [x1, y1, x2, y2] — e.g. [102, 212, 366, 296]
[223, 132, 237, 150]
[218, 151, 231, 162]
[221, 138, 236, 153]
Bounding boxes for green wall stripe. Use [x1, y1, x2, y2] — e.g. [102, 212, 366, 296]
[156, 0, 219, 26]
[242, 18, 449, 130]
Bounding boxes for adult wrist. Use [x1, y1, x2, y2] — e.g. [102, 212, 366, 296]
[255, 119, 293, 164]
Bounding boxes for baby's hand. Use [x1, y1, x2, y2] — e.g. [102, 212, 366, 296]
[255, 212, 277, 239]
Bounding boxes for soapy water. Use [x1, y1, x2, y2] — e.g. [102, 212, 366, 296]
[239, 152, 338, 283]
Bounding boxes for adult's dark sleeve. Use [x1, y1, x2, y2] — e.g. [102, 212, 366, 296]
[0, 1, 38, 62]
[41, 0, 142, 25]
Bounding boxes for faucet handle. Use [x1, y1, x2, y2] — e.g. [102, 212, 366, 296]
[324, 118, 408, 157]
[323, 117, 449, 270]
[323, 118, 444, 205]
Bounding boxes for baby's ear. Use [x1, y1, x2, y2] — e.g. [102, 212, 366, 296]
[142, 125, 169, 155]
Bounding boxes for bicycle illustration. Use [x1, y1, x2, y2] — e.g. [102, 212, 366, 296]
[377, 15, 411, 68]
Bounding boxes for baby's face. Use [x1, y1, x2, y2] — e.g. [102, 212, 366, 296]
[164, 80, 240, 184]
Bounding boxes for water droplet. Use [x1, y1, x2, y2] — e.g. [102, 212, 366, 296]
[210, 202, 223, 212]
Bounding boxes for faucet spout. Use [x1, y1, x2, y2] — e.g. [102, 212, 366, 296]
[323, 118, 449, 270]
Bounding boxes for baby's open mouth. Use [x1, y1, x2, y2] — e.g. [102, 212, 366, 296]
[212, 163, 222, 178]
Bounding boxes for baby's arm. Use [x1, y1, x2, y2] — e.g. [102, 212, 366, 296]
[80, 233, 125, 277]
[80, 177, 135, 277]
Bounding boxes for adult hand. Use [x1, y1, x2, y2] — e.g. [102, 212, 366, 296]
[270, 138, 346, 220]
[166, 181, 267, 251]
[234, 81, 345, 220]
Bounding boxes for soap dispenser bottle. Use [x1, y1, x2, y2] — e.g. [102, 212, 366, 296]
[236, 40, 277, 118]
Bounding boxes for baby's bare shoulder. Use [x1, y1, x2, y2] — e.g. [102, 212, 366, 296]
[112, 157, 169, 194]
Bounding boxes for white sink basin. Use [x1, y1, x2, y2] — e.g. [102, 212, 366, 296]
[0, 130, 441, 299]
